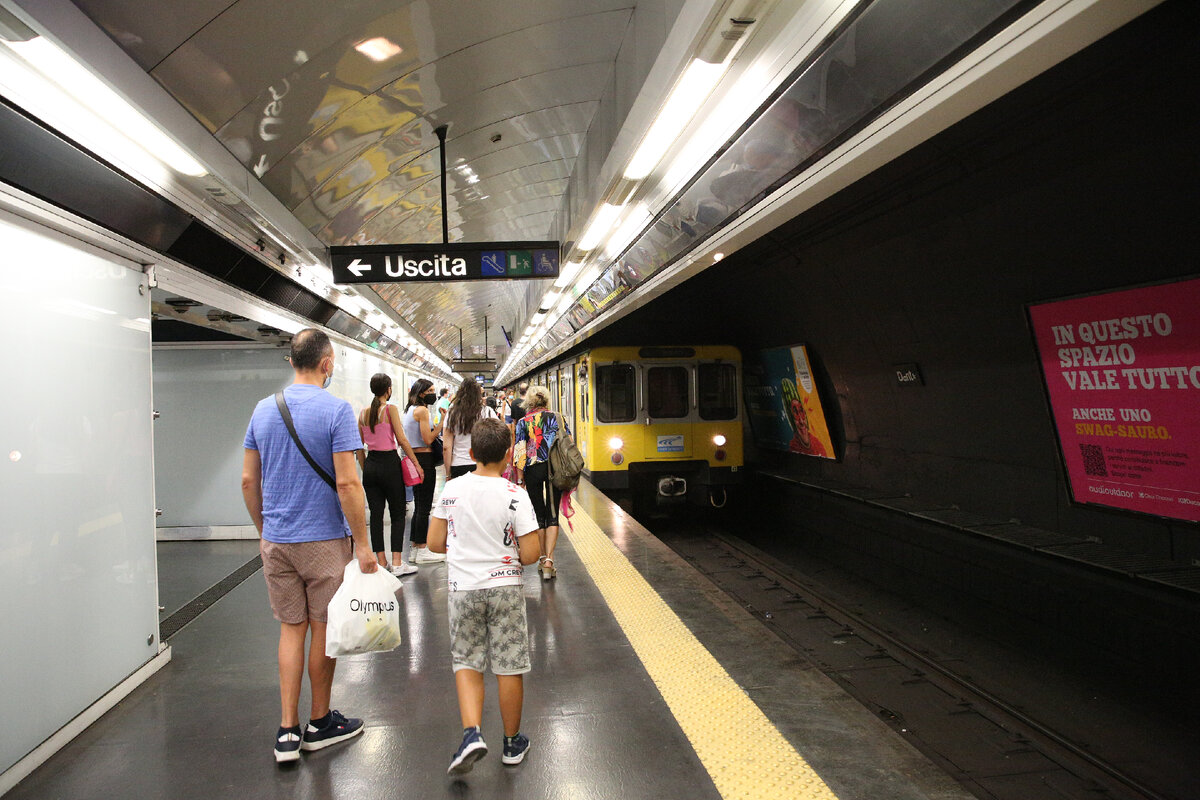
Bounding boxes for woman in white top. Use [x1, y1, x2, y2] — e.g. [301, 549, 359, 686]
[443, 377, 499, 481]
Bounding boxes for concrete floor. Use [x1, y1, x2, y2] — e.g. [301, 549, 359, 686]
[156, 539, 261, 619]
[7, 483, 968, 800]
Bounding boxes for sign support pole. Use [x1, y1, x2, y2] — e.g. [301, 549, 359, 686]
[435, 125, 449, 245]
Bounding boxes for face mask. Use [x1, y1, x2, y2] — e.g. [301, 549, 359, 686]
[422, 392, 436, 405]
[322, 364, 333, 389]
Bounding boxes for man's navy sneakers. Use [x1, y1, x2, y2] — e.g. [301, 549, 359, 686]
[274, 725, 302, 763]
[300, 710, 364, 751]
[447, 727, 488, 774]
[501, 732, 531, 765]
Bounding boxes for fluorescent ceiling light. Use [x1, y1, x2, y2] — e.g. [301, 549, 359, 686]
[624, 59, 726, 180]
[577, 204, 622, 252]
[2, 37, 206, 177]
[664, 59, 772, 190]
[355, 37, 403, 62]
[554, 261, 583, 289]
[575, 265, 601, 292]
[604, 203, 651, 258]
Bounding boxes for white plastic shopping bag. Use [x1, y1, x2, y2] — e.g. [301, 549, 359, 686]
[325, 561, 403, 657]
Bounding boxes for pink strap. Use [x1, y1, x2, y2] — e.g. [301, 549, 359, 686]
[559, 489, 576, 531]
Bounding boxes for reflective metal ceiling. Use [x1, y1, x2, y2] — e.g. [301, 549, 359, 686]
[5, 0, 1145, 384]
[69, 0, 636, 365]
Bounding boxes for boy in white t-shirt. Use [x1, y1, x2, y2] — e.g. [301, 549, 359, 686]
[428, 417, 541, 774]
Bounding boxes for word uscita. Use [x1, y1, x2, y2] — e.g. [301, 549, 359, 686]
[383, 255, 468, 278]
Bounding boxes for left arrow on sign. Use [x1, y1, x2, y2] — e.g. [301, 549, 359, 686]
[346, 258, 373, 277]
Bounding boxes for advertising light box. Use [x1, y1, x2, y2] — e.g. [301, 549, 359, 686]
[1028, 276, 1200, 522]
[744, 345, 835, 458]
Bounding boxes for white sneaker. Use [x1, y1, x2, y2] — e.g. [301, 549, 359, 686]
[390, 562, 418, 576]
[415, 548, 445, 563]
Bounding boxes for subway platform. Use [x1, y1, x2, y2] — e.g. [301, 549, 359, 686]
[5, 483, 968, 800]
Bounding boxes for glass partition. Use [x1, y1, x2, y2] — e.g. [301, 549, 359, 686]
[0, 210, 158, 775]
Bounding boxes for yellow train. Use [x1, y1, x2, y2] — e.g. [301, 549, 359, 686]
[526, 345, 743, 507]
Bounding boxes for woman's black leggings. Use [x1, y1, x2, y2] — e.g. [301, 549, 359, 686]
[410, 451, 436, 544]
[362, 451, 406, 553]
[449, 463, 476, 479]
[523, 461, 559, 529]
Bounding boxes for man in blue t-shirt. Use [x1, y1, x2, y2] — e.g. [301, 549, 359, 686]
[242, 328, 377, 764]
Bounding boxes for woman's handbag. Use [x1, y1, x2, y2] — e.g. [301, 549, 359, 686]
[400, 454, 422, 487]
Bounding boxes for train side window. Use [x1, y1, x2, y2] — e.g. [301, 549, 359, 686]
[580, 364, 590, 422]
[647, 366, 689, 418]
[596, 364, 636, 422]
[698, 363, 737, 420]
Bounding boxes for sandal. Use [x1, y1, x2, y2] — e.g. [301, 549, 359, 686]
[539, 557, 556, 581]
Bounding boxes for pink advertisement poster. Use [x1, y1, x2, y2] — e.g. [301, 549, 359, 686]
[1029, 277, 1200, 522]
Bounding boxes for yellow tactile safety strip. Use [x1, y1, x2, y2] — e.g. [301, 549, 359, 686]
[564, 504, 839, 800]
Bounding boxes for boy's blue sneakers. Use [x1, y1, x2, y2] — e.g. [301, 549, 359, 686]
[502, 732, 531, 765]
[273, 725, 302, 763]
[448, 727, 488, 774]
[300, 710, 363, 751]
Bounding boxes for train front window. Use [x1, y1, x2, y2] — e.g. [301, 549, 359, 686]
[596, 364, 636, 422]
[647, 367, 689, 419]
[699, 363, 737, 420]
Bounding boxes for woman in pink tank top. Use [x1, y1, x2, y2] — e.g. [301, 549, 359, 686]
[357, 373, 423, 575]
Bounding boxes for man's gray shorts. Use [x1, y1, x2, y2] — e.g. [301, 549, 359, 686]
[448, 586, 531, 675]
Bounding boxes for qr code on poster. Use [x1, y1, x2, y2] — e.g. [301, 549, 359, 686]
[1080, 444, 1107, 477]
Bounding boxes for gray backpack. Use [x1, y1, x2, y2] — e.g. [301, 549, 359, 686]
[548, 415, 585, 491]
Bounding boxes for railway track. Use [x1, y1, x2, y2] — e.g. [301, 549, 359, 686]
[645, 518, 1178, 800]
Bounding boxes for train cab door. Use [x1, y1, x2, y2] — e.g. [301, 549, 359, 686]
[642, 362, 694, 459]
[561, 364, 575, 436]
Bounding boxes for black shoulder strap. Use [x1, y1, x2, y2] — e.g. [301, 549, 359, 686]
[275, 392, 337, 490]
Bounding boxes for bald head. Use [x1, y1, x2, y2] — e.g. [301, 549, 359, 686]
[290, 328, 332, 371]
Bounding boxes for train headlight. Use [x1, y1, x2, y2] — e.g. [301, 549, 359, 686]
[712, 434, 727, 446]
[608, 436, 624, 450]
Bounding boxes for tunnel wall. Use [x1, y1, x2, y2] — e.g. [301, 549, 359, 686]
[586, 0, 1200, 693]
[592, 0, 1200, 562]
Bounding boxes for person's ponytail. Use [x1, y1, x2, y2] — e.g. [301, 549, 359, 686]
[367, 373, 392, 431]
[368, 395, 384, 431]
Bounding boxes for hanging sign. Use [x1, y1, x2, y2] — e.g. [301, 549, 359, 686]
[1028, 276, 1200, 522]
[330, 242, 559, 284]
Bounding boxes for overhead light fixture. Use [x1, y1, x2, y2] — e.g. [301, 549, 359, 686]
[577, 204, 623, 252]
[575, 265, 601, 292]
[355, 37, 403, 62]
[554, 261, 583, 289]
[604, 203, 651, 258]
[624, 59, 726, 180]
[0, 34, 207, 177]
